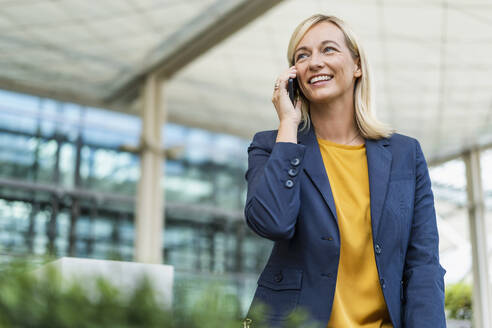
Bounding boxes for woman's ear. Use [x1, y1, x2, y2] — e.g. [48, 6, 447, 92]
[354, 59, 362, 77]
[355, 66, 362, 77]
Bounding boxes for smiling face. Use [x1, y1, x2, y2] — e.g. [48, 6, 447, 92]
[293, 21, 361, 105]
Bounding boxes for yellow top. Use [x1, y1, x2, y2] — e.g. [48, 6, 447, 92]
[317, 137, 393, 328]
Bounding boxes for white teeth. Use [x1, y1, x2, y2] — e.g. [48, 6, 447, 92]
[309, 75, 333, 84]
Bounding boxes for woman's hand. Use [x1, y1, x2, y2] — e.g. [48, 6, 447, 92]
[271, 66, 302, 126]
[272, 66, 303, 143]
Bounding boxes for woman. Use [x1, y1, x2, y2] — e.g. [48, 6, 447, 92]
[243, 14, 446, 328]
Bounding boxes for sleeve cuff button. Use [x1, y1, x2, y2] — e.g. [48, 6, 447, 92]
[288, 168, 298, 177]
[285, 179, 294, 188]
[290, 158, 300, 166]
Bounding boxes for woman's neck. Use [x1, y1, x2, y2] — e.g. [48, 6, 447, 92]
[309, 94, 362, 145]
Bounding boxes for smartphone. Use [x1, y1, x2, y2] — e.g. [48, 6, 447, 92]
[287, 78, 299, 105]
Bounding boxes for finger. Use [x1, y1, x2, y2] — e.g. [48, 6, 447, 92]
[287, 67, 297, 78]
[274, 67, 297, 94]
[279, 67, 297, 84]
[273, 79, 282, 93]
[274, 78, 286, 92]
[277, 75, 296, 91]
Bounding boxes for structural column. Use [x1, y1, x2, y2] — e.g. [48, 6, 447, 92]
[135, 73, 165, 264]
[464, 148, 490, 328]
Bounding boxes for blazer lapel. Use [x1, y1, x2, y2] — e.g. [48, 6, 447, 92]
[298, 126, 338, 223]
[365, 137, 392, 239]
[298, 126, 392, 237]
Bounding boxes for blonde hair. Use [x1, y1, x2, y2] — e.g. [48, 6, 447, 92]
[287, 14, 394, 139]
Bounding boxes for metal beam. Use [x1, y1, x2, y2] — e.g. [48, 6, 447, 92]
[0, 77, 137, 115]
[0, 177, 243, 221]
[463, 148, 491, 328]
[105, 0, 285, 104]
[428, 138, 492, 167]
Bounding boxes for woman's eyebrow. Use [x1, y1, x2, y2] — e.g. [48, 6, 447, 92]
[320, 40, 341, 47]
[294, 40, 341, 55]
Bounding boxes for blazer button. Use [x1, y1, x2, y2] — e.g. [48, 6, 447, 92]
[380, 278, 386, 289]
[288, 168, 298, 177]
[274, 273, 283, 282]
[285, 179, 294, 188]
[290, 158, 300, 166]
[375, 244, 382, 254]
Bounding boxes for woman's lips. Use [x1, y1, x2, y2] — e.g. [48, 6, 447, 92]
[310, 79, 333, 87]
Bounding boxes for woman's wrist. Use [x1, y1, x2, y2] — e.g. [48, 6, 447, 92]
[276, 120, 299, 143]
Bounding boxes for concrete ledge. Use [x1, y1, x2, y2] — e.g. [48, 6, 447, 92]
[36, 257, 174, 307]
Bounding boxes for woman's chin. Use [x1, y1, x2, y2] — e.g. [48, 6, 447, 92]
[307, 92, 338, 104]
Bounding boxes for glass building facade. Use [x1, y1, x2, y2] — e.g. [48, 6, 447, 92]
[0, 89, 271, 309]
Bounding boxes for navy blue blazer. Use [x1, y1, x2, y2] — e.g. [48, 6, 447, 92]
[243, 126, 446, 328]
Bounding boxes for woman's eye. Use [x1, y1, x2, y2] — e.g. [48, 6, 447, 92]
[296, 53, 307, 61]
[323, 46, 335, 53]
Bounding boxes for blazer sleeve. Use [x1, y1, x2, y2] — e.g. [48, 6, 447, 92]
[244, 131, 307, 241]
[402, 139, 447, 327]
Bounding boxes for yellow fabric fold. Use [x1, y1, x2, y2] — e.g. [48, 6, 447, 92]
[317, 137, 393, 328]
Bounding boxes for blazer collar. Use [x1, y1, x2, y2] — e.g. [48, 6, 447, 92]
[297, 125, 392, 238]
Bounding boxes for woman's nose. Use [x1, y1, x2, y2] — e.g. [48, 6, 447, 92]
[308, 52, 324, 70]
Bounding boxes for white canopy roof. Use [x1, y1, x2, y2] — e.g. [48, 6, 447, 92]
[1, 0, 491, 163]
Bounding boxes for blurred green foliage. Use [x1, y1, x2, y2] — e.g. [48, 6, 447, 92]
[2, 258, 478, 327]
[445, 282, 472, 320]
[0, 258, 314, 328]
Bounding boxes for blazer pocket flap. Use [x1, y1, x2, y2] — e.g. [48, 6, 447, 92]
[257, 267, 303, 290]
